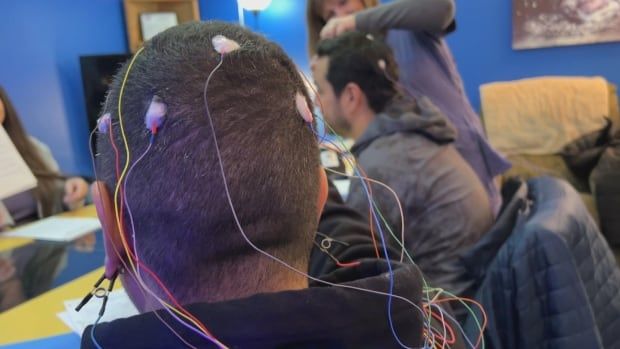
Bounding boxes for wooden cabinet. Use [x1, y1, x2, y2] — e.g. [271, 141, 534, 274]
[124, 0, 200, 52]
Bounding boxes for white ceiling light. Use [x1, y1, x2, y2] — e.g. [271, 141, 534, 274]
[238, 0, 272, 11]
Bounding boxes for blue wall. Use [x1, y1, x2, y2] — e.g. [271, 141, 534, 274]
[1, 0, 619, 175]
[200, 0, 310, 72]
[447, 0, 620, 111]
[0, 0, 127, 176]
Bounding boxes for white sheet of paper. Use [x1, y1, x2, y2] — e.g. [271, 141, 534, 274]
[140, 12, 178, 41]
[57, 289, 139, 336]
[2, 217, 101, 242]
[0, 126, 37, 200]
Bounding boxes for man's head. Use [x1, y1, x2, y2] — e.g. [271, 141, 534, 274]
[306, 0, 378, 55]
[312, 32, 399, 139]
[93, 21, 327, 310]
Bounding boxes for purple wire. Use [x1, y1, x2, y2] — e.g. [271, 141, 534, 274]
[121, 135, 222, 346]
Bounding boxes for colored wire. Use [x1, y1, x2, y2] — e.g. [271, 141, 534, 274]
[314, 125, 487, 346]
[204, 57, 423, 349]
[90, 130, 198, 348]
[90, 313, 104, 349]
[298, 72, 426, 347]
[119, 134, 225, 346]
[108, 104, 218, 340]
[321, 145, 485, 349]
[109, 125, 211, 336]
[123, 134, 154, 277]
[303, 83, 407, 264]
[113, 46, 143, 277]
[112, 48, 227, 348]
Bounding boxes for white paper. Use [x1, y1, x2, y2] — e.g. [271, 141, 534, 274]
[57, 289, 139, 336]
[140, 12, 178, 41]
[2, 217, 101, 242]
[0, 126, 37, 200]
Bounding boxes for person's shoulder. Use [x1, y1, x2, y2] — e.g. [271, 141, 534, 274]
[28, 136, 51, 155]
[28, 136, 60, 171]
[357, 133, 426, 175]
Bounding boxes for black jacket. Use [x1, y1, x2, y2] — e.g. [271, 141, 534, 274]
[463, 177, 620, 349]
[81, 260, 424, 349]
[346, 96, 494, 296]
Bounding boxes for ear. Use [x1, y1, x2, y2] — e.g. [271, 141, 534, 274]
[91, 181, 129, 279]
[340, 82, 364, 118]
[317, 167, 329, 218]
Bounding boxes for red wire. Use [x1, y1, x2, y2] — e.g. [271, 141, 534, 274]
[107, 126, 215, 338]
[336, 260, 361, 268]
[431, 297, 488, 349]
[356, 166, 381, 259]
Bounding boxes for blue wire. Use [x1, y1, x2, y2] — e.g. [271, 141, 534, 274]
[318, 133, 414, 348]
[353, 165, 408, 348]
[90, 313, 104, 349]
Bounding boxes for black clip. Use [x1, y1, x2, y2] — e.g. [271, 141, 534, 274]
[75, 271, 119, 316]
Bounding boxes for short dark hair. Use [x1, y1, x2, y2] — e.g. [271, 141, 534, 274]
[96, 21, 320, 303]
[316, 32, 399, 113]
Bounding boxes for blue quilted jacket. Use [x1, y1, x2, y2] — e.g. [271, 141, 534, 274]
[462, 177, 620, 349]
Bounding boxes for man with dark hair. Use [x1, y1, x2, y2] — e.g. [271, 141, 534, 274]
[313, 32, 494, 296]
[84, 21, 424, 348]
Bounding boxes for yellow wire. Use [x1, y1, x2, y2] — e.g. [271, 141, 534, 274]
[110, 47, 228, 348]
[113, 46, 144, 275]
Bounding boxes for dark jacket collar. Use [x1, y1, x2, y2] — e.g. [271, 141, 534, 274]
[81, 260, 423, 349]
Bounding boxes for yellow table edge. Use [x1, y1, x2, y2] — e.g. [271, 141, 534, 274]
[0, 267, 110, 345]
[0, 205, 104, 345]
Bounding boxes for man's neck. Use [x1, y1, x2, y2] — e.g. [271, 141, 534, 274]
[130, 258, 309, 312]
[350, 108, 376, 140]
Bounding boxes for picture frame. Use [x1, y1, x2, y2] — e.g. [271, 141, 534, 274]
[139, 12, 179, 41]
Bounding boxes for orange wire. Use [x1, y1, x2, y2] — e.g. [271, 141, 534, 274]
[300, 71, 382, 260]
[431, 297, 488, 349]
[357, 166, 382, 259]
[108, 123, 215, 338]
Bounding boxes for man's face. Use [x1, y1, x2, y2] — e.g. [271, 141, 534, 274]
[320, 0, 366, 21]
[312, 56, 351, 136]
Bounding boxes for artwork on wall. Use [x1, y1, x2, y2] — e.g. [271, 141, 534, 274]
[513, 0, 620, 49]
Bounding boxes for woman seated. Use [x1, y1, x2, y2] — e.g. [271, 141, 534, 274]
[0, 86, 88, 228]
[0, 86, 89, 311]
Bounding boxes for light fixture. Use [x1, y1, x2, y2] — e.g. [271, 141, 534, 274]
[238, 0, 272, 12]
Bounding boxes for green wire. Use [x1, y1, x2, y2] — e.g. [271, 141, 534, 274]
[317, 114, 484, 349]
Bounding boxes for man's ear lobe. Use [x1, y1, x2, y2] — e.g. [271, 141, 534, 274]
[92, 181, 128, 278]
[341, 83, 362, 115]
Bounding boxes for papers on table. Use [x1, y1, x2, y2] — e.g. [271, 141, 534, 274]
[0, 126, 37, 200]
[2, 217, 101, 242]
[57, 289, 139, 336]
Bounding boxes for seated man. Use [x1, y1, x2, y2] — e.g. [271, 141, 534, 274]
[83, 22, 425, 348]
[313, 32, 494, 296]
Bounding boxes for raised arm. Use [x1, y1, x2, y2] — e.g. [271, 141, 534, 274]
[356, 0, 455, 34]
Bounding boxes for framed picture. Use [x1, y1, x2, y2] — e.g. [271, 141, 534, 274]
[513, 0, 620, 49]
[140, 12, 179, 41]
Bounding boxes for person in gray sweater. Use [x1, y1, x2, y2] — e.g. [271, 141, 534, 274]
[307, 0, 510, 215]
[313, 32, 493, 296]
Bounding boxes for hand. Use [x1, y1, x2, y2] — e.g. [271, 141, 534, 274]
[74, 232, 96, 253]
[63, 177, 89, 210]
[320, 15, 357, 40]
[0, 257, 16, 283]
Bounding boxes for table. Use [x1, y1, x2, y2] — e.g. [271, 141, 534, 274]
[0, 205, 106, 348]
